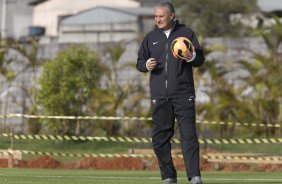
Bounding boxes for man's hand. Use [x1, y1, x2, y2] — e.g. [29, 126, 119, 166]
[146, 58, 157, 71]
[183, 46, 196, 62]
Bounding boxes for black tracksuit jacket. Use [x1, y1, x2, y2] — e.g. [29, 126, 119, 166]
[136, 21, 205, 99]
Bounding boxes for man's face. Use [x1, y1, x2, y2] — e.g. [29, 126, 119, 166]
[154, 6, 175, 30]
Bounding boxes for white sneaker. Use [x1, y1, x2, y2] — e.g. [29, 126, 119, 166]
[163, 178, 177, 184]
[191, 176, 202, 184]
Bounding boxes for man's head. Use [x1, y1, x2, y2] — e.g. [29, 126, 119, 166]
[154, 1, 175, 30]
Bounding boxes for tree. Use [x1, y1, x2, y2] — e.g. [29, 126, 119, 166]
[173, 0, 258, 37]
[238, 16, 282, 137]
[198, 16, 282, 138]
[5, 38, 42, 133]
[0, 47, 14, 82]
[35, 45, 104, 135]
[0, 37, 15, 132]
[195, 41, 255, 138]
[88, 43, 150, 136]
[198, 62, 257, 138]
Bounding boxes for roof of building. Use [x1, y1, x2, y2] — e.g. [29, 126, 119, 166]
[32, 0, 139, 10]
[30, 0, 282, 12]
[28, 0, 48, 6]
[61, 6, 153, 25]
[118, 7, 154, 16]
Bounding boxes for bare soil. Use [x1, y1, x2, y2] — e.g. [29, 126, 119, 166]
[1, 156, 282, 172]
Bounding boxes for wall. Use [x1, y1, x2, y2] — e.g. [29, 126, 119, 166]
[0, 0, 33, 39]
[33, 0, 140, 36]
[0, 37, 278, 132]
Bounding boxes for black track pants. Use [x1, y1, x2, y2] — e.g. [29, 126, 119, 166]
[151, 97, 200, 180]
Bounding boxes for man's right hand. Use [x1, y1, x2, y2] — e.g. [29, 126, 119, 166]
[146, 58, 157, 71]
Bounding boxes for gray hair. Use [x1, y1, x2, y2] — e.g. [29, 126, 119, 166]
[155, 1, 175, 14]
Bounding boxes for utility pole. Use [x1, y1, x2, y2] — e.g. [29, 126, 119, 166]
[1, 0, 7, 38]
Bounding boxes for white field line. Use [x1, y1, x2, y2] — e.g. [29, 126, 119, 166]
[1, 175, 282, 182]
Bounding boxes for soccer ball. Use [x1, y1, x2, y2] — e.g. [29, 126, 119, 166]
[171, 37, 193, 59]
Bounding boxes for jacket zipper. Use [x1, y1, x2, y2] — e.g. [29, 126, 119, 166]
[165, 43, 168, 100]
[163, 25, 175, 100]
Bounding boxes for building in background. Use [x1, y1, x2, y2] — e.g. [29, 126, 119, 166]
[32, 0, 140, 37]
[0, 0, 34, 39]
[258, 0, 282, 14]
[236, 0, 282, 28]
[1, 0, 282, 132]
[257, 0, 282, 26]
[59, 7, 154, 43]
[1, 0, 281, 40]
[138, 0, 159, 6]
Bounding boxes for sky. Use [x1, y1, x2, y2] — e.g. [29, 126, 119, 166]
[257, 0, 282, 12]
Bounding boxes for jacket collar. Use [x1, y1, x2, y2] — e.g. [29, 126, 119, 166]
[155, 20, 184, 34]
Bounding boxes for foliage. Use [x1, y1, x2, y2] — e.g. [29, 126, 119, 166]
[0, 39, 14, 132]
[88, 43, 150, 136]
[0, 39, 15, 82]
[6, 38, 40, 71]
[26, 105, 42, 134]
[35, 45, 103, 135]
[238, 16, 282, 136]
[195, 41, 255, 137]
[198, 16, 282, 137]
[0, 37, 41, 132]
[6, 38, 44, 133]
[173, 0, 258, 37]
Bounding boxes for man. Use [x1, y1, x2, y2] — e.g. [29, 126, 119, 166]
[136, 1, 204, 184]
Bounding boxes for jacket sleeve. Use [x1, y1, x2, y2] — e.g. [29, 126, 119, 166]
[190, 31, 205, 67]
[136, 35, 150, 72]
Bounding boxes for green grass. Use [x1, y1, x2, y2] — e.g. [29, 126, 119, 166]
[209, 143, 282, 155]
[0, 169, 282, 184]
[0, 137, 141, 161]
[0, 136, 151, 152]
[2, 136, 282, 154]
[1, 136, 137, 151]
[1, 136, 282, 160]
[0, 137, 136, 152]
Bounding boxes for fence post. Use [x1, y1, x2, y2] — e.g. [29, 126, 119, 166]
[7, 148, 14, 168]
[8, 132, 14, 168]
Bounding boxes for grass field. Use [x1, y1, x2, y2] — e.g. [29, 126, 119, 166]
[1, 169, 282, 184]
[1, 134, 282, 184]
[2, 136, 282, 156]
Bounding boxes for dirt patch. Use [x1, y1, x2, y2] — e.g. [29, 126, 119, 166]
[27, 156, 61, 169]
[0, 159, 8, 167]
[254, 164, 282, 172]
[0, 155, 280, 172]
[63, 157, 146, 170]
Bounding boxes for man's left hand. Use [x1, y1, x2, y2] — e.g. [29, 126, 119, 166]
[183, 46, 196, 62]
